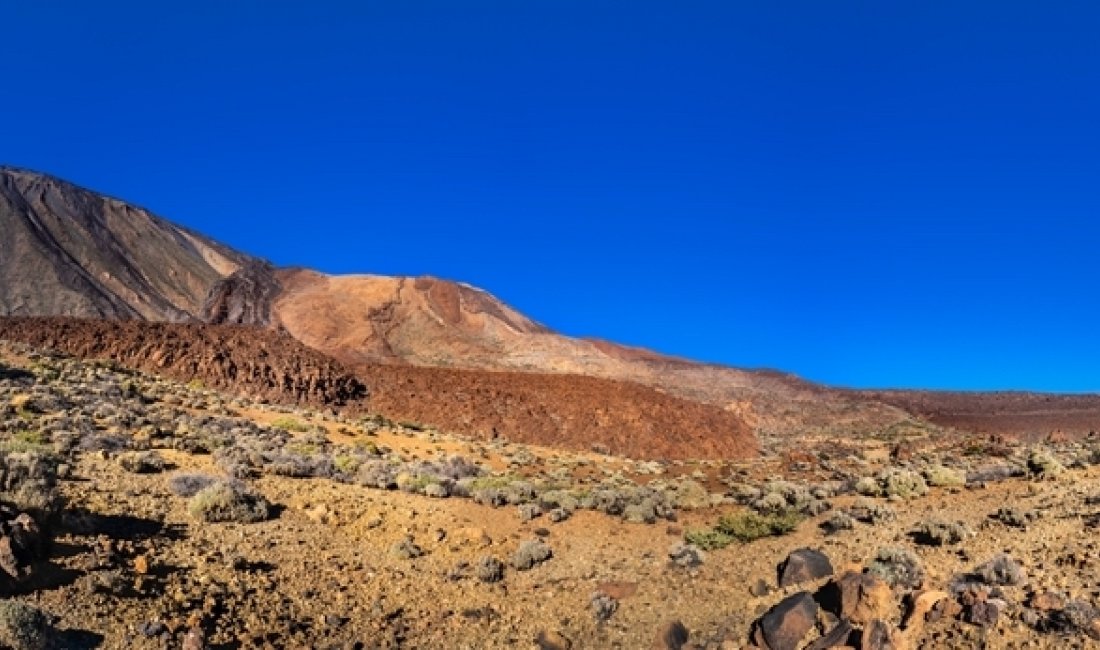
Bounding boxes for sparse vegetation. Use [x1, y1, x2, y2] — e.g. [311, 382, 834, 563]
[686, 510, 804, 549]
[868, 546, 925, 589]
[512, 540, 552, 570]
[923, 464, 966, 487]
[0, 600, 54, 650]
[914, 517, 973, 546]
[118, 450, 166, 474]
[271, 417, 310, 432]
[1028, 448, 1065, 478]
[188, 480, 272, 523]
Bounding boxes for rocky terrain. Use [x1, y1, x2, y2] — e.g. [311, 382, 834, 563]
[1, 341, 1100, 648]
[0, 318, 366, 408]
[4, 167, 1100, 453]
[0, 318, 752, 461]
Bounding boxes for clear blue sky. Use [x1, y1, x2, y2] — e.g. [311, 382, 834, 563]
[4, 2, 1099, 391]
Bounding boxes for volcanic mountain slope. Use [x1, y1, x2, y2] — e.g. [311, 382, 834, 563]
[272, 268, 913, 438]
[0, 316, 366, 407]
[0, 167, 252, 321]
[4, 167, 1097, 447]
[0, 316, 754, 459]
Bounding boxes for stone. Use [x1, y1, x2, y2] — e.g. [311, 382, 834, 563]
[752, 592, 818, 650]
[805, 620, 853, 650]
[653, 620, 689, 649]
[902, 590, 950, 631]
[1028, 590, 1066, 612]
[750, 578, 773, 597]
[861, 619, 900, 650]
[133, 554, 150, 575]
[777, 548, 834, 587]
[536, 630, 572, 649]
[821, 572, 894, 626]
[965, 598, 1005, 627]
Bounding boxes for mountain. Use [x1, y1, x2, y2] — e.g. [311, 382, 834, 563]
[0, 167, 251, 321]
[2, 167, 1096, 457]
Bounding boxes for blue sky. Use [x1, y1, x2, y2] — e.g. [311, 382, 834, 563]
[3, 2, 1099, 391]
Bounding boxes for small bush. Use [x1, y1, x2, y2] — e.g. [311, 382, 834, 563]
[590, 592, 618, 623]
[683, 528, 735, 551]
[923, 465, 966, 488]
[991, 506, 1036, 528]
[271, 417, 309, 432]
[476, 556, 505, 583]
[847, 499, 896, 524]
[167, 473, 218, 497]
[188, 481, 272, 523]
[512, 540, 552, 570]
[118, 451, 166, 474]
[868, 546, 925, 589]
[822, 511, 855, 535]
[716, 510, 803, 543]
[0, 451, 61, 519]
[880, 469, 928, 499]
[974, 554, 1025, 586]
[913, 517, 973, 546]
[1027, 448, 1065, 478]
[390, 538, 424, 560]
[668, 542, 705, 568]
[0, 600, 54, 650]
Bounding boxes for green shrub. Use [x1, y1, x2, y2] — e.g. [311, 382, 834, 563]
[271, 417, 309, 432]
[923, 465, 966, 487]
[716, 510, 804, 542]
[683, 528, 735, 550]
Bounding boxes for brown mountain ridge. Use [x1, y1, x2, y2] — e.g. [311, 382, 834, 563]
[2, 166, 1098, 458]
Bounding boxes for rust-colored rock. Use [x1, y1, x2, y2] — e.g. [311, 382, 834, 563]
[821, 572, 895, 627]
[752, 591, 818, 650]
[0, 317, 367, 407]
[652, 620, 689, 649]
[778, 548, 834, 587]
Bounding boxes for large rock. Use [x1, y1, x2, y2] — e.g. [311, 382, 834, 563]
[0, 508, 45, 594]
[805, 620, 853, 649]
[752, 592, 818, 650]
[778, 548, 834, 587]
[820, 571, 895, 626]
[652, 620, 689, 649]
[861, 619, 901, 650]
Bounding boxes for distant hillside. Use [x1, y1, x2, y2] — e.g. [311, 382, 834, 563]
[0, 167, 252, 321]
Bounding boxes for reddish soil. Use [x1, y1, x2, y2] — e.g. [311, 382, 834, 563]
[860, 390, 1100, 440]
[357, 362, 758, 461]
[0, 316, 756, 461]
[0, 317, 366, 407]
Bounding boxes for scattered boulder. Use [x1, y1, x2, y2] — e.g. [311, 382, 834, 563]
[805, 620, 852, 650]
[0, 508, 45, 592]
[777, 548, 834, 587]
[861, 619, 900, 650]
[653, 621, 689, 650]
[821, 571, 895, 626]
[751, 591, 818, 650]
